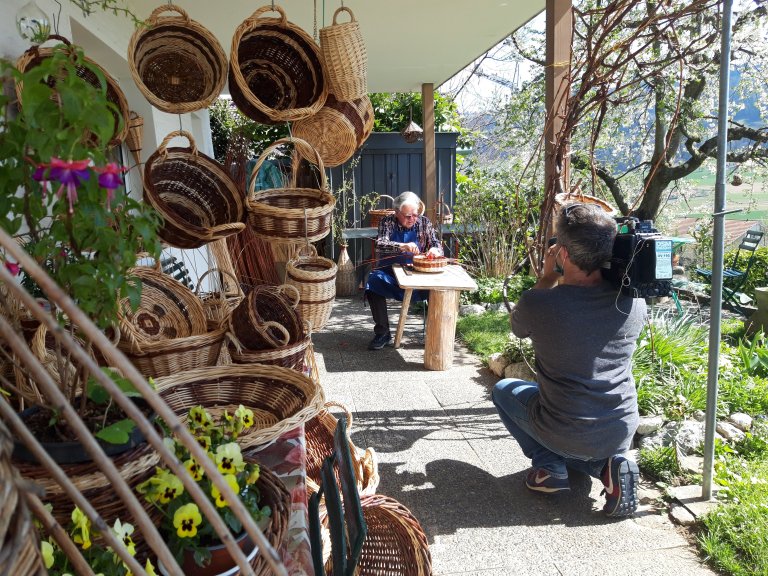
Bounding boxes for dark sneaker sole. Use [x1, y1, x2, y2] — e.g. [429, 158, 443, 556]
[525, 482, 570, 494]
[368, 338, 392, 350]
[604, 458, 639, 517]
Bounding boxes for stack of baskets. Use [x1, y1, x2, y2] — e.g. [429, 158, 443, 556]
[285, 245, 337, 331]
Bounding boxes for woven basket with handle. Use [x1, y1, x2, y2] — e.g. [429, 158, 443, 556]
[195, 268, 244, 330]
[230, 283, 304, 350]
[229, 5, 328, 124]
[229, 320, 312, 371]
[128, 4, 227, 114]
[144, 130, 246, 249]
[319, 6, 368, 102]
[247, 138, 335, 244]
[156, 364, 325, 450]
[368, 194, 395, 229]
[292, 93, 374, 167]
[285, 245, 337, 331]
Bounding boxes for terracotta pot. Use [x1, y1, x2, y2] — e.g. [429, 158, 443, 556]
[159, 532, 258, 576]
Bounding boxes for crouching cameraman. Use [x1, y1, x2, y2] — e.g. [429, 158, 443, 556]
[492, 202, 647, 517]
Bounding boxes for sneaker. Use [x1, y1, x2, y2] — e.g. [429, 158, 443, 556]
[368, 333, 392, 350]
[601, 455, 640, 517]
[525, 468, 570, 493]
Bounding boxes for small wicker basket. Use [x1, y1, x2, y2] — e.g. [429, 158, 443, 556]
[128, 4, 227, 114]
[195, 268, 244, 330]
[285, 245, 337, 331]
[319, 7, 368, 102]
[368, 194, 395, 229]
[230, 284, 304, 350]
[229, 320, 312, 371]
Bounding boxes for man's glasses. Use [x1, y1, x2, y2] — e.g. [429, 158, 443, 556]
[398, 211, 419, 219]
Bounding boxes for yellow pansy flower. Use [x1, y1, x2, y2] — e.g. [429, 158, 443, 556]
[211, 473, 240, 508]
[235, 404, 255, 428]
[71, 507, 91, 550]
[137, 468, 184, 504]
[246, 463, 261, 485]
[173, 503, 202, 538]
[196, 434, 212, 452]
[41, 540, 54, 569]
[189, 405, 213, 431]
[184, 458, 204, 481]
[112, 518, 136, 557]
[215, 442, 245, 474]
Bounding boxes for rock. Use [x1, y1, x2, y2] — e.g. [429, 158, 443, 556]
[669, 503, 698, 526]
[716, 421, 745, 443]
[692, 410, 706, 422]
[487, 352, 510, 378]
[728, 412, 752, 432]
[636, 415, 664, 436]
[640, 420, 711, 456]
[485, 302, 508, 313]
[459, 304, 485, 317]
[504, 362, 536, 381]
[680, 455, 703, 475]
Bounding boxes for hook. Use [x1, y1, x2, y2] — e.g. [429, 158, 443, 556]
[53, 0, 62, 35]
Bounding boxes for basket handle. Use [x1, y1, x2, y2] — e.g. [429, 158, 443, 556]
[377, 194, 395, 207]
[324, 400, 354, 431]
[293, 244, 319, 260]
[257, 320, 290, 347]
[157, 130, 198, 159]
[205, 221, 246, 238]
[440, 201, 453, 216]
[194, 268, 244, 299]
[147, 3, 190, 23]
[332, 6, 356, 24]
[247, 137, 327, 201]
[274, 283, 301, 309]
[247, 4, 288, 25]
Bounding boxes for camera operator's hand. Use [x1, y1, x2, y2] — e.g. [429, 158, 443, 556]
[535, 243, 562, 289]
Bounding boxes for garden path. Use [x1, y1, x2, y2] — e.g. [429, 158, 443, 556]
[312, 296, 718, 576]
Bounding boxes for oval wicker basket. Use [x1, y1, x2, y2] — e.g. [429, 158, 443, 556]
[229, 320, 311, 371]
[368, 194, 395, 229]
[229, 5, 328, 124]
[285, 245, 337, 331]
[319, 6, 368, 102]
[292, 93, 374, 167]
[247, 138, 335, 244]
[15, 35, 129, 146]
[155, 364, 325, 450]
[230, 284, 303, 350]
[144, 130, 246, 249]
[128, 4, 227, 114]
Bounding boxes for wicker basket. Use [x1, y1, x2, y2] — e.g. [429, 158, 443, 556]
[553, 191, 616, 216]
[128, 4, 227, 114]
[247, 138, 335, 244]
[229, 5, 328, 124]
[368, 194, 395, 228]
[292, 93, 374, 167]
[144, 130, 246, 249]
[126, 111, 144, 167]
[305, 401, 380, 497]
[15, 35, 129, 146]
[319, 7, 368, 102]
[439, 201, 453, 225]
[155, 364, 325, 450]
[285, 245, 337, 331]
[229, 320, 312, 371]
[230, 284, 303, 350]
[195, 268, 244, 330]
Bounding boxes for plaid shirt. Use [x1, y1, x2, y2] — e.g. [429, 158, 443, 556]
[375, 213, 442, 266]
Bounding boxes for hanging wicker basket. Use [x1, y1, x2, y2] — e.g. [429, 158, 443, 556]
[285, 245, 337, 331]
[125, 111, 144, 167]
[401, 120, 424, 144]
[230, 284, 304, 351]
[128, 4, 227, 114]
[319, 6, 368, 102]
[292, 93, 374, 167]
[247, 138, 335, 244]
[229, 5, 328, 124]
[15, 35, 129, 146]
[143, 130, 246, 249]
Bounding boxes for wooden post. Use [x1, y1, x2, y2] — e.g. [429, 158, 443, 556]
[422, 83, 437, 222]
[424, 289, 459, 371]
[545, 0, 573, 199]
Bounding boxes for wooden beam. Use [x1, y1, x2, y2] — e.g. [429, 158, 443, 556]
[422, 83, 436, 222]
[545, 0, 573, 198]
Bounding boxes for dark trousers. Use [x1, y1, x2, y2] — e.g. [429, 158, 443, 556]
[365, 290, 390, 335]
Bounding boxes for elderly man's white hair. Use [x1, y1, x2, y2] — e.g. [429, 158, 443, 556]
[393, 191, 422, 212]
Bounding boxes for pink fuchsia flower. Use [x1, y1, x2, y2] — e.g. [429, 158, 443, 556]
[31, 163, 52, 198]
[48, 158, 91, 214]
[4, 260, 20, 276]
[95, 163, 126, 211]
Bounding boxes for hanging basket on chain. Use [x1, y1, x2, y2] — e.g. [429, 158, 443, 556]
[125, 111, 144, 167]
[401, 120, 423, 144]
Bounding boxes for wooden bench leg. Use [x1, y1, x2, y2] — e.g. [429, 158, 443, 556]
[394, 289, 413, 349]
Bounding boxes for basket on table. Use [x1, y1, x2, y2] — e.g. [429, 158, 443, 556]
[368, 194, 395, 229]
[143, 130, 246, 249]
[155, 364, 325, 450]
[230, 320, 312, 371]
[229, 5, 328, 124]
[247, 138, 335, 244]
[285, 245, 337, 331]
[292, 93, 374, 167]
[319, 6, 367, 102]
[128, 4, 227, 114]
[195, 268, 244, 330]
[305, 401, 379, 497]
[229, 283, 303, 350]
[15, 35, 129, 146]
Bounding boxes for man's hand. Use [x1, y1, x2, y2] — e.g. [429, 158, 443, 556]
[401, 242, 420, 254]
[535, 243, 561, 289]
[426, 247, 442, 258]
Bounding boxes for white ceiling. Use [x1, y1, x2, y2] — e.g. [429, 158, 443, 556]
[2, 0, 543, 93]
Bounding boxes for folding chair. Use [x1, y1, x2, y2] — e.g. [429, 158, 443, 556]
[696, 229, 764, 315]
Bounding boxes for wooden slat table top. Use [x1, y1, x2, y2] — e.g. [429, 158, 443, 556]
[393, 264, 478, 291]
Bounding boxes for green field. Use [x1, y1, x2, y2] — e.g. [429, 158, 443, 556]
[674, 168, 768, 221]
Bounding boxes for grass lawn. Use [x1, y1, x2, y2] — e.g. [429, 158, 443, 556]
[455, 311, 510, 362]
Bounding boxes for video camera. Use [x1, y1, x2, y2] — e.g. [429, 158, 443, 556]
[601, 217, 674, 298]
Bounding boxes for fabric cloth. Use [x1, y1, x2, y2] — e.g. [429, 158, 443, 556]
[504, 282, 646, 461]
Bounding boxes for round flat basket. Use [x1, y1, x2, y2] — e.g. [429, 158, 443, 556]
[554, 192, 616, 215]
[292, 93, 374, 167]
[16, 35, 129, 146]
[155, 364, 325, 450]
[229, 5, 328, 124]
[128, 4, 227, 113]
[412, 255, 448, 274]
[144, 130, 246, 249]
[319, 7, 368, 102]
[285, 246, 337, 331]
[247, 138, 335, 244]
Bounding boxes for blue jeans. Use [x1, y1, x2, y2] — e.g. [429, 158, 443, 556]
[492, 378, 607, 480]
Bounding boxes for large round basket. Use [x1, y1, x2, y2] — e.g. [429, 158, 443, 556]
[285, 245, 337, 331]
[553, 191, 616, 215]
[16, 35, 129, 146]
[155, 364, 325, 450]
[247, 138, 335, 244]
[230, 284, 304, 350]
[319, 7, 368, 102]
[144, 131, 246, 249]
[292, 93, 374, 167]
[229, 5, 328, 124]
[229, 320, 311, 371]
[128, 4, 227, 114]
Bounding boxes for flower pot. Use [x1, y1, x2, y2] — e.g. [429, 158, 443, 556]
[158, 531, 258, 576]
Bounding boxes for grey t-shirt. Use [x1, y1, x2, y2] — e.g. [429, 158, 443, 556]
[510, 282, 647, 459]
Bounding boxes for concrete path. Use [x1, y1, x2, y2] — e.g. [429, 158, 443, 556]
[312, 297, 717, 576]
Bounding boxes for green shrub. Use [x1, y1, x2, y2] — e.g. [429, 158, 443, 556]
[725, 245, 768, 300]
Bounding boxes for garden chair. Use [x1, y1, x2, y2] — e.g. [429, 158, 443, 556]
[695, 229, 764, 315]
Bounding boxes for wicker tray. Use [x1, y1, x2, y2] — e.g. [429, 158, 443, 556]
[155, 364, 325, 450]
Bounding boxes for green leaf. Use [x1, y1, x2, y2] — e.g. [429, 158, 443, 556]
[95, 418, 135, 444]
[86, 377, 110, 404]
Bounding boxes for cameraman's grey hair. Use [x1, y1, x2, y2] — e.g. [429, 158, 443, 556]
[394, 191, 421, 212]
[556, 202, 617, 273]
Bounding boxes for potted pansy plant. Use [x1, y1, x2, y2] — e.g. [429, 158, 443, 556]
[137, 404, 271, 575]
